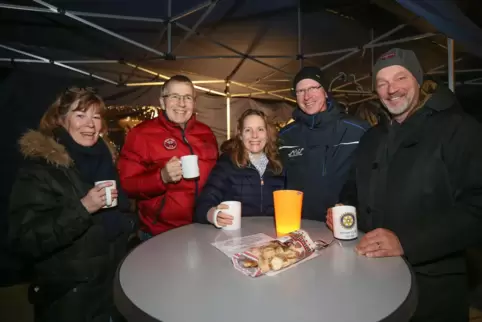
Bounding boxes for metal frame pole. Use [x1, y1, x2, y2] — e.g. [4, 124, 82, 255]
[427, 57, 463, 73]
[226, 81, 231, 140]
[170, 0, 212, 22]
[230, 81, 296, 102]
[174, 0, 219, 53]
[32, 0, 167, 58]
[167, 0, 172, 53]
[447, 38, 455, 92]
[175, 55, 296, 59]
[297, 0, 303, 69]
[364, 33, 436, 49]
[0, 44, 118, 85]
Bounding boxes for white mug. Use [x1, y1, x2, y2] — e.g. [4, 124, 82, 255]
[181, 155, 200, 179]
[332, 205, 357, 240]
[94, 180, 117, 208]
[213, 201, 242, 231]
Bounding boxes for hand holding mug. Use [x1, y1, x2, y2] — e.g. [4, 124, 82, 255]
[207, 204, 233, 227]
[81, 182, 117, 214]
[161, 156, 182, 183]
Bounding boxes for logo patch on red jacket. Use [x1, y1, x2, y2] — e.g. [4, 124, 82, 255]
[163, 138, 177, 150]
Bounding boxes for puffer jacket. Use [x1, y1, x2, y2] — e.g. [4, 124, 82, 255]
[194, 153, 285, 223]
[118, 111, 218, 235]
[8, 130, 133, 322]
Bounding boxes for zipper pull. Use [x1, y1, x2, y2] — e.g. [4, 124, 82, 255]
[260, 178, 264, 185]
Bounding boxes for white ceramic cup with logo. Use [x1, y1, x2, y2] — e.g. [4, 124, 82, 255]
[94, 180, 117, 208]
[332, 205, 357, 240]
[213, 201, 242, 231]
[180, 155, 200, 179]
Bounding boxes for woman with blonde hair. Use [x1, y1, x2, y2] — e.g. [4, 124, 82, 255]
[8, 87, 135, 322]
[195, 109, 285, 227]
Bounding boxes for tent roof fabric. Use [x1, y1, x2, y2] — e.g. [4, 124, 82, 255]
[1, 0, 482, 105]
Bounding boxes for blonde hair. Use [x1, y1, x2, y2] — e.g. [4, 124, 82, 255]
[39, 87, 106, 135]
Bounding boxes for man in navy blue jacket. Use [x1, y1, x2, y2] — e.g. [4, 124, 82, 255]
[279, 67, 369, 221]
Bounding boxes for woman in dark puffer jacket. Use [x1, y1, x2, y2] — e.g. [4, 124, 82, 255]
[195, 109, 285, 227]
[8, 87, 134, 322]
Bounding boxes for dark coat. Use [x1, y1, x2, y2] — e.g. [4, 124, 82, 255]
[8, 130, 134, 322]
[279, 101, 369, 221]
[194, 153, 285, 223]
[340, 82, 482, 322]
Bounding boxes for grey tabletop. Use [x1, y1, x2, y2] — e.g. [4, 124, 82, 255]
[114, 217, 416, 322]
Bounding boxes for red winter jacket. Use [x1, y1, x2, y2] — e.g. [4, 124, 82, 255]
[118, 112, 218, 235]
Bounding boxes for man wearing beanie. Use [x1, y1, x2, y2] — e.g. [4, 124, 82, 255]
[329, 48, 482, 322]
[279, 66, 369, 221]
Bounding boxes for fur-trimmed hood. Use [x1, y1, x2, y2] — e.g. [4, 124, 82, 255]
[19, 130, 117, 168]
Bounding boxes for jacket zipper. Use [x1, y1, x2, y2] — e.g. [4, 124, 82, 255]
[322, 145, 328, 176]
[154, 126, 198, 224]
[182, 128, 199, 198]
[260, 175, 264, 214]
[249, 164, 264, 214]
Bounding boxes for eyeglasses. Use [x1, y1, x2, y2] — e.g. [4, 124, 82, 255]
[162, 94, 194, 103]
[295, 85, 322, 96]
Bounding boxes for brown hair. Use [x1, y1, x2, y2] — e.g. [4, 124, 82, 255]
[39, 87, 106, 135]
[230, 109, 283, 175]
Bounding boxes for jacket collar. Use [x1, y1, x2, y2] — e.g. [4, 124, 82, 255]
[293, 99, 343, 129]
[18, 130, 117, 168]
[158, 110, 196, 132]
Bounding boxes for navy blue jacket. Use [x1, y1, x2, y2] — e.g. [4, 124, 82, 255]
[279, 101, 369, 221]
[194, 153, 285, 223]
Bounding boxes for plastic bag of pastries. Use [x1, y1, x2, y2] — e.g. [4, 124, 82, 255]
[232, 230, 320, 277]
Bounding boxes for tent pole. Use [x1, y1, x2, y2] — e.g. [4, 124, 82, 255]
[427, 57, 463, 73]
[447, 38, 455, 92]
[371, 28, 374, 92]
[0, 44, 118, 85]
[304, 48, 359, 58]
[428, 68, 482, 75]
[226, 81, 231, 140]
[33, 0, 167, 58]
[364, 33, 436, 49]
[317, 24, 407, 72]
[297, 0, 303, 69]
[171, 0, 212, 22]
[173, 1, 219, 53]
[176, 55, 296, 59]
[167, 0, 172, 53]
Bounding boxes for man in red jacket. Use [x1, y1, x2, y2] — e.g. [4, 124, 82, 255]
[118, 75, 219, 238]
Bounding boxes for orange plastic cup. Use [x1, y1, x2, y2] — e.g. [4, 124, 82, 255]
[273, 190, 303, 236]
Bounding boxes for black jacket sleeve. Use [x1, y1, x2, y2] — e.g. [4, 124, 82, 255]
[194, 155, 231, 224]
[8, 166, 93, 259]
[400, 116, 482, 265]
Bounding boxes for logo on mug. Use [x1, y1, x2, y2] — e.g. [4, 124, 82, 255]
[164, 138, 177, 150]
[340, 213, 355, 229]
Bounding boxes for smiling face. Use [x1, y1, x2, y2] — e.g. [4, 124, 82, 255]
[240, 114, 267, 155]
[60, 104, 103, 147]
[161, 80, 195, 127]
[376, 65, 420, 123]
[295, 78, 327, 115]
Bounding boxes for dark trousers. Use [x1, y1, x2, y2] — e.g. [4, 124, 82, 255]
[410, 273, 469, 322]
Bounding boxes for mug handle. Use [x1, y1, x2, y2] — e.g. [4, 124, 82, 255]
[212, 209, 223, 228]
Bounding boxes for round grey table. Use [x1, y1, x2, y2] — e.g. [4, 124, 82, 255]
[114, 217, 416, 322]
